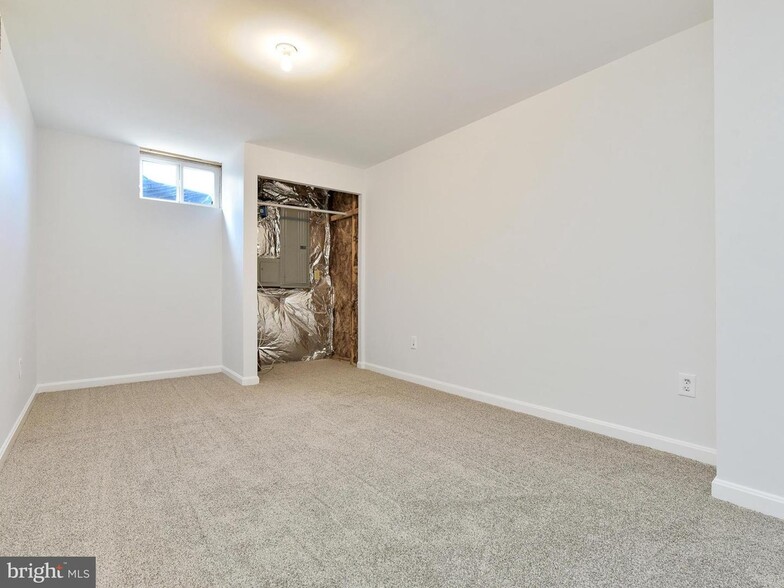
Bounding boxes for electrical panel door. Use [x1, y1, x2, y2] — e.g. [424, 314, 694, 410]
[281, 210, 310, 287]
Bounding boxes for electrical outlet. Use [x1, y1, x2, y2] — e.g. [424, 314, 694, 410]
[678, 373, 696, 398]
[410, 336, 418, 350]
[18, 358, 22, 380]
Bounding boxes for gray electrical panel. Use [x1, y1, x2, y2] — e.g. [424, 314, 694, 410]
[258, 209, 310, 288]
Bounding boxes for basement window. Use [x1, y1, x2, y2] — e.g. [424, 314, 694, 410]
[140, 149, 221, 207]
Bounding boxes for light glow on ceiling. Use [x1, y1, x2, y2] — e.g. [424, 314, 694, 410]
[230, 16, 346, 79]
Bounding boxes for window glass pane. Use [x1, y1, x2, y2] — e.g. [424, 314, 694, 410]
[183, 166, 215, 205]
[141, 160, 178, 201]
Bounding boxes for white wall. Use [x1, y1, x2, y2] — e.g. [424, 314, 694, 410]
[0, 21, 38, 453]
[224, 144, 366, 380]
[364, 23, 716, 460]
[221, 147, 246, 381]
[36, 129, 222, 386]
[713, 1, 784, 518]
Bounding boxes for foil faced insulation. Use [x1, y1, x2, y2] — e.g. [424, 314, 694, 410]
[257, 204, 280, 258]
[257, 179, 333, 364]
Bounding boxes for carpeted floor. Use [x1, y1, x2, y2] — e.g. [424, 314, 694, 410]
[1, 360, 783, 587]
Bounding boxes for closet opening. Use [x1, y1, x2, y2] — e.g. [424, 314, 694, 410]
[257, 177, 359, 372]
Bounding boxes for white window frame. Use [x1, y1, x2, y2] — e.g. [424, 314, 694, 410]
[139, 149, 222, 208]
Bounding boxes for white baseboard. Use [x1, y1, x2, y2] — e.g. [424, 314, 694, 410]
[37, 366, 223, 393]
[712, 478, 784, 520]
[360, 362, 716, 465]
[0, 385, 39, 468]
[221, 366, 259, 386]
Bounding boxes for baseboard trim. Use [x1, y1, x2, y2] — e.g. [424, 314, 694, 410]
[0, 385, 40, 469]
[37, 366, 223, 393]
[221, 366, 259, 386]
[360, 362, 716, 465]
[712, 478, 784, 520]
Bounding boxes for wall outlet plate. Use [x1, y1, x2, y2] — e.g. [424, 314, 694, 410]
[679, 373, 696, 398]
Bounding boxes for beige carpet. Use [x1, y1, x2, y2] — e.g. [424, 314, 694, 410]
[1, 360, 782, 587]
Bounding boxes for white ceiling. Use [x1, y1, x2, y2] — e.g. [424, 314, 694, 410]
[0, 0, 712, 167]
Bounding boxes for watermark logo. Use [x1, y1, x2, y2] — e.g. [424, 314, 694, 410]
[0, 558, 95, 587]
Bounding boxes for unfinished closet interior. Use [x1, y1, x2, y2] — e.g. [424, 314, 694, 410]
[257, 178, 359, 370]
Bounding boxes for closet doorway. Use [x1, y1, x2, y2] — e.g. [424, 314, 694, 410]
[257, 177, 359, 369]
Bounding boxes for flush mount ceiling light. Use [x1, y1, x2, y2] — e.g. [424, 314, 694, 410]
[275, 43, 298, 72]
[230, 19, 345, 78]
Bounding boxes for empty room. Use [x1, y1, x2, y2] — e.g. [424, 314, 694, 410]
[1, 0, 783, 586]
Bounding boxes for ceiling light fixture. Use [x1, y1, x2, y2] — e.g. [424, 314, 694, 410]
[275, 43, 298, 73]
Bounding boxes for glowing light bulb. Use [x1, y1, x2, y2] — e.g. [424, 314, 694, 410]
[276, 43, 298, 73]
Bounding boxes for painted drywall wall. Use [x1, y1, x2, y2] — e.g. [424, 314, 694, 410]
[0, 21, 37, 454]
[225, 144, 366, 379]
[364, 23, 715, 457]
[36, 129, 222, 385]
[713, 1, 784, 518]
[220, 147, 246, 381]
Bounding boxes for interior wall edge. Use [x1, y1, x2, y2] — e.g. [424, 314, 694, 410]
[359, 362, 717, 465]
[0, 384, 38, 471]
[712, 479, 784, 521]
[220, 146, 247, 379]
[221, 365, 260, 386]
[358, 192, 367, 367]
[713, 0, 784, 520]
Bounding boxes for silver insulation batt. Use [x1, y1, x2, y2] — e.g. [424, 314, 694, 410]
[257, 179, 333, 364]
[257, 204, 280, 258]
